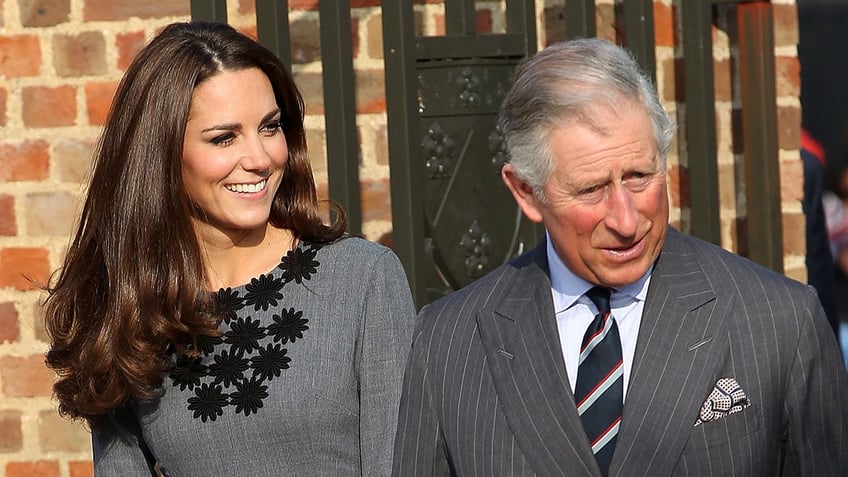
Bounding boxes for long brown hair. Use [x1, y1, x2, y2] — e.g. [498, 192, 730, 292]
[43, 21, 345, 425]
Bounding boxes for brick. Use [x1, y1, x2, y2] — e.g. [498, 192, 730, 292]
[0, 35, 41, 77]
[0, 302, 19, 344]
[24, 191, 79, 237]
[360, 178, 391, 222]
[0, 410, 23, 452]
[0, 195, 16, 236]
[38, 410, 91, 453]
[373, 125, 388, 166]
[782, 211, 806, 257]
[667, 164, 689, 209]
[68, 461, 93, 477]
[351, 17, 360, 58]
[0, 247, 50, 291]
[476, 9, 492, 34]
[773, 4, 798, 48]
[365, 13, 383, 60]
[596, 3, 617, 43]
[542, 6, 565, 46]
[84, 81, 117, 125]
[238, 0, 255, 14]
[0, 87, 6, 126]
[659, 56, 678, 103]
[82, 0, 188, 21]
[22, 85, 76, 128]
[654, 1, 675, 47]
[294, 72, 323, 113]
[355, 69, 385, 113]
[33, 313, 50, 343]
[116, 31, 145, 71]
[0, 140, 50, 181]
[777, 105, 802, 152]
[239, 25, 258, 41]
[0, 355, 54, 397]
[306, 128, 327, 173]
[781, 155, 804, 203]
[775, 56, 800, 98]
[19, 0, 71, 27]
[713, 58, 731, 102]
[291, 17, 320, 64]
[53, 138, 94, 183]
[5, 461, 60, 477]
[53, 31, 107, 77]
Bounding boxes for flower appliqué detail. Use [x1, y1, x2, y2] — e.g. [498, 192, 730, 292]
[169, 242, 323, 422]
[278, 246, 320, 284]
[268, 308, 309, 344]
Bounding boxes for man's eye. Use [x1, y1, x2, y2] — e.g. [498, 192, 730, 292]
[580, 184, 602, 195]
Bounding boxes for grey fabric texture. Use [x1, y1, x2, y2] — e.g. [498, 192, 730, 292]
[93, 236, 416, 476]
[393, 227, 848, 476]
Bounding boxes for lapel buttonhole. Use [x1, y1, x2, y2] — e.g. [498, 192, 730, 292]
[497, 348, 514, 359]
[688, 336, 713, 352]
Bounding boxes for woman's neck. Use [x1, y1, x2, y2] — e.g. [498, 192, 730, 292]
[196, 223, 296, 290]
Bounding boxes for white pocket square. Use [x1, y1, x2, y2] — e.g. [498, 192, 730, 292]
[694, 377, 751, 427]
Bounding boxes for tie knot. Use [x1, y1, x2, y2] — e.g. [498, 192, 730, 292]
[586, 286, 612, 314]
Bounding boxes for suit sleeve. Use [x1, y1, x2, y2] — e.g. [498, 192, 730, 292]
[357, 249, 416, 476]
[92, 405, 157, 477]
[392, 304, 452, 477]
[783, 286, 848, 476]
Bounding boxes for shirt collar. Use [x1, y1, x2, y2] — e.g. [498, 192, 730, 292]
[546, 231, 653, 313]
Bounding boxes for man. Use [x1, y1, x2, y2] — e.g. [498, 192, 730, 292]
[393, 38, 848, 476]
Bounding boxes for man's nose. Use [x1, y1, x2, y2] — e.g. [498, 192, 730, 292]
[604, 185, 638, 238]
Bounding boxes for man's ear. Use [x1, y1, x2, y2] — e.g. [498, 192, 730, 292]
[501, 163, 544, 223]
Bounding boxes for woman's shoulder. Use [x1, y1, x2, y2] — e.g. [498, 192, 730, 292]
[308, 235, 394, 259]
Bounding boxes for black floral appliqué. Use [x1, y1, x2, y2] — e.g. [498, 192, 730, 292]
[230, 377, 269, 416]
[244, 274, 284, 311]
[172, 242, 321, 422]
[195, 333, 224, 356]
[251, 343, 291, 381]
[215, 287, 245, 323]
[225, 316, 266, 355]
[267, 307, 309, 344]
[208, 349, 250, 387]
[187, 383, 228, 422]
[278, 246, 320, 284]
[170, 355, 208, 391]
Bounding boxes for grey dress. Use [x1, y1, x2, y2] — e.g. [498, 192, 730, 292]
[93, 237, 416, 476]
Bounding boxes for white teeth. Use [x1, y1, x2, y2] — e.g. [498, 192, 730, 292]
[226, 179, 266, 193]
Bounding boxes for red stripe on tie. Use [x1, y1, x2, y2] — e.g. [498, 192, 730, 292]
[580, 312, 611, 353]
[576, 359, 623, 409]
[591, 416, 622, 447]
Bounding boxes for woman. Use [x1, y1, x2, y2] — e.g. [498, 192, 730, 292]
[43, 21, 415, 476]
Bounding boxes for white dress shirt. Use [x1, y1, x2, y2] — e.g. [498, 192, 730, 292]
[546, 234, 652, 401]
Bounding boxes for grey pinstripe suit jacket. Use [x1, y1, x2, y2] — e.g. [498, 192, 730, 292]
[393, 227, 848, 476]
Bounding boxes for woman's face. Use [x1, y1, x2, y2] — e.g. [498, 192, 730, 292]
[181, 67, 287, 242]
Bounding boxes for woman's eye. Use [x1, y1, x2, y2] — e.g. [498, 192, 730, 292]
[210, 133, 235, 146]
[262, 120, 283, 135]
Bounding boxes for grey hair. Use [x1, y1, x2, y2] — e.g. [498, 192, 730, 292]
[498, 38, 675, 200]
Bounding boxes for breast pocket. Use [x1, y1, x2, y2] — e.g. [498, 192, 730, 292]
[687, 404, 762, 449]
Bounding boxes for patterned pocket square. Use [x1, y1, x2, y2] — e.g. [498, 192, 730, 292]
[694, 377, 751, 427]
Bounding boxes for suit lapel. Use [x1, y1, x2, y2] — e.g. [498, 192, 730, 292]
[477, 243, 599, 476]
[610, 228, 731, 476]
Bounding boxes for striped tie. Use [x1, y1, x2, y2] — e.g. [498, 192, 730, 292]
[575, 286, 623, 477]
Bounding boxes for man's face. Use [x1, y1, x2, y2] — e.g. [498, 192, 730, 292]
[502, 101, 669, 288]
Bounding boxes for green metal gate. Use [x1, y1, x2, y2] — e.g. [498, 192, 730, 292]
[190, 0, 785, 307]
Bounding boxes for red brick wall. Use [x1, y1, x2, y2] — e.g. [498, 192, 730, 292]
[0, 0, 802, 474]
